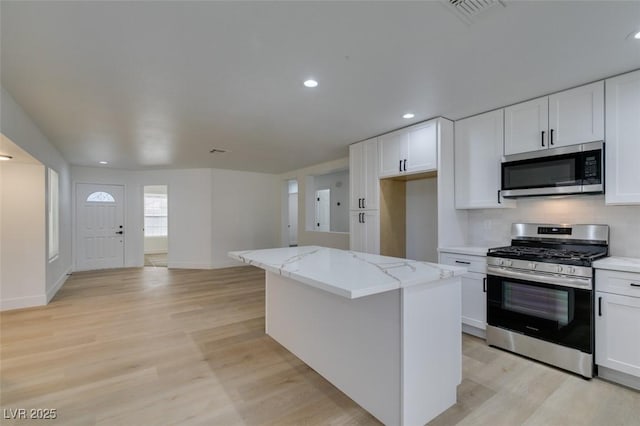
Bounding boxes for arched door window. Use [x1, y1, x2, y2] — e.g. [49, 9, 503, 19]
[86, 191, 115, 203]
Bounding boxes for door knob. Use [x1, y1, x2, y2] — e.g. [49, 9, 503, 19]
[116, 231, 124, 235]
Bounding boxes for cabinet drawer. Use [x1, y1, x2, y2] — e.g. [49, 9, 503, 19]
[439, 253, 487, 274]
[596, 269, 640, 298]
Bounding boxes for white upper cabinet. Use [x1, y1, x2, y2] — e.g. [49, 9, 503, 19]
[406, 121, 437, 174]
[378, 130, 406, 178]
[504, 82, 604, 156]
[549, 81, 604, 148]
[378, 120, 438, 178]
[455, 110, 515, 209]
[504, 96, 549, 156]
[349, 138, 379, 210]
[605, 70, 640, 205]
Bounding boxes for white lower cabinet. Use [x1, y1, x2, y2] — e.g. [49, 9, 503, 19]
[461, 272, 487, 332]
[349, 210, 379, 254]
[439, 252, 487, 336]
[595, 268, 640, 383]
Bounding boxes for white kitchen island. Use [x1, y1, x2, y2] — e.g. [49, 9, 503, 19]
[228, 246, 465, 426]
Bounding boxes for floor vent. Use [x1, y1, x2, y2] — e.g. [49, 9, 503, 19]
[444, 0, 505, 24]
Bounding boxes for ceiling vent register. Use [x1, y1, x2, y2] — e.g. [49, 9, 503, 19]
[445, 0, 505, 24]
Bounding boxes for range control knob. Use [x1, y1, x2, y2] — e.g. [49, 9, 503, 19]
[567, 266, 576, 274]
[529, 263, 537, 270]
[556, 265, 564, 273]
[498, 259, 505, 266]
[505, 260, 513, 267]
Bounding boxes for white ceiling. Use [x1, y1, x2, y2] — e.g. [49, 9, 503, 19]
[1, 1, 639, 173]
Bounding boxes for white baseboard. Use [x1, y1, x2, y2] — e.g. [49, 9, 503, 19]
[46, 267, 72, 303]
[597, 366, 640, 391]
[0, 294, 47, 312]
[144, 250, 168, 255]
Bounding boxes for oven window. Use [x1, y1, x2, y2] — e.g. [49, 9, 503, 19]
[502, 155, 579, 190]
[503, 282, 573, 326]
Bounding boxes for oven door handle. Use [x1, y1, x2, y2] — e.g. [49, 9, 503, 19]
[487, 266, 592, 290]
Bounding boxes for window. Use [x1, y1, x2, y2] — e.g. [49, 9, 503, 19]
[48, 169, 59, 261]
[86, 191, 115, 202]
[144, 193, 167, 236]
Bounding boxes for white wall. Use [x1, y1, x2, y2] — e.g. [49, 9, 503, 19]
[406, 177, 438, 262]
[1, 87, 72, 305]
[0, 163, 46, 309]
[279, 157, 350, 249]
[467, 195, 640, 257]
[71, 166, 280, 269]
[144, 236, 168, 254]
[211, 169, 280, 268]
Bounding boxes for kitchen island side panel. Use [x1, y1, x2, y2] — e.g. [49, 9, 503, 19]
[401, 276, 461, 425]
[265, 271, 402, 426]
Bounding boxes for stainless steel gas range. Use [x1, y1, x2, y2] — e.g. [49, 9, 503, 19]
[486, 223, 609, 378]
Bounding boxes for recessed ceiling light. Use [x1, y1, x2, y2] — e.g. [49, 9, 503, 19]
[403, 113, 415, 119]
[99, 161, 108, 165]
[634, 31, 640, 39]
[303, 79, 318, 88]
[0, 154, 13, 161]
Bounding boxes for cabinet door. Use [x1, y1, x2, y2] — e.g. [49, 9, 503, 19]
[378, 130, 406, 178]
[362, 138, 379, 210]
[349, 143, 364, 210]
[349, 211, 379, 254]
[549, 81, 604, 148]
[362, 210, 380, 254]
[349, 211, 366, 252]
[595, 291, 640, 377]
[504, 96, 549, 155]
[406, 121, 437, 174]
[461, 272, 487, 331]
[454, 110, 515, 209]
[605, 70, 640, 205]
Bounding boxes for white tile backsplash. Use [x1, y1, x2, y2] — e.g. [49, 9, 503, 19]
[467, 195, 640, 257]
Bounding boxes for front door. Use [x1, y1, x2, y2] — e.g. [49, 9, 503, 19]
[76, 184, 125, 271]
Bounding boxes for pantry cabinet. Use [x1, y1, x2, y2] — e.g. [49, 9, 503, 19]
[605, 70, 640, 205]
[504, 81, 604, 156]
[454, 109, 515, 209]
[378, 120, 437, 178]
[349, 210, 380, 254]
[349, 138, 379, 211]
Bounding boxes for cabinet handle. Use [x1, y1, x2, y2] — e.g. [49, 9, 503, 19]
[497, 189, 502, 204]
[541, 130, 545, 147]
[359, 212, 363, 223]
[550, 128, 554, 146]
[362, 213, 366, 224]
[598, 296, 602, 317]
[403, 159, 407, 172]
[630, 283, 640, 287]
[483, 277, 487, 293]
[455, 260, 471, 265]
[399, 160, 402, 172]
[362, 198, 366, 209]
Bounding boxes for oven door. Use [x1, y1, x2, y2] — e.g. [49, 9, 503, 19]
[487, 272, 593, 354]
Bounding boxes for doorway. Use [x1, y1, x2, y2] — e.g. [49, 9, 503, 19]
[315, 188, 331, 232]
[286, 179, 298, 247]
[143, 185, 168, 267]
[75, 183, 125, 271]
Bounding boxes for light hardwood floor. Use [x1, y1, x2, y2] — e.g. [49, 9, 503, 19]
[1, 266, 638, 425]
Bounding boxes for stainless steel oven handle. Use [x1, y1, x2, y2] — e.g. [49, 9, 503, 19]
[487, 266, 593, 290]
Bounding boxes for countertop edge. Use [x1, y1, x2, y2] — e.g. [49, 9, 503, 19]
[593, 256, 640, 274]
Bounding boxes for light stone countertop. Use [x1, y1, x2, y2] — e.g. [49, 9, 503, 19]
[229, 246, 466, 299]
[593, 256, 640, 274]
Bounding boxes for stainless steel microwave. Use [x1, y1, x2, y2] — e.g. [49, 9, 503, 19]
[501, 142, 604, 198]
